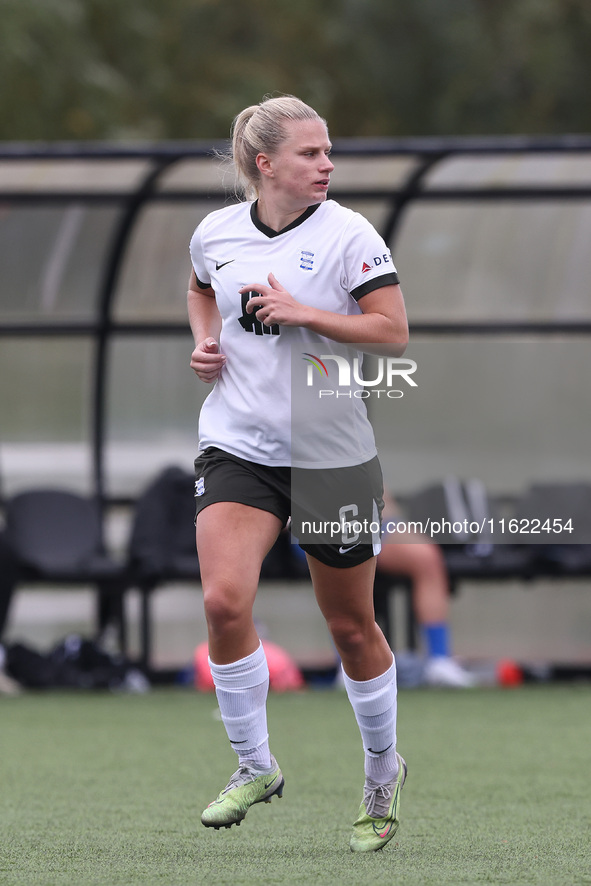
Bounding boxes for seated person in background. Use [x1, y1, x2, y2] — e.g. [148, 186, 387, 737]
[378, 491, 474, 688]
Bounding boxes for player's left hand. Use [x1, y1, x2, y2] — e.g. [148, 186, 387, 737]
[240, 274, 308, 327]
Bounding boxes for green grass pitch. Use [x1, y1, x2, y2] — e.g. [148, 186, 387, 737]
[1, 686, 590, 885]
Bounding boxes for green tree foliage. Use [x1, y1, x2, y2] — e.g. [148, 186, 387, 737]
[1, 0, 590, 140]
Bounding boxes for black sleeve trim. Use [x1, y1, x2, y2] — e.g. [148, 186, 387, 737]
[351, 272, 400, 302]
[195, 273, 212, 290]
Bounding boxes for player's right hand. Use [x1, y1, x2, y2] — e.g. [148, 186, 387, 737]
[190, 338, 226, 383]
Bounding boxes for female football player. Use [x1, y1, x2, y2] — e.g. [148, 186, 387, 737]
[188, 95, 408, 852]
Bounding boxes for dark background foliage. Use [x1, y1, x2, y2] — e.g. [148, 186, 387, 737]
[1, 0, 590, 140]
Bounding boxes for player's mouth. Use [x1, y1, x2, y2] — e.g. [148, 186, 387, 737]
[315, 178, 330, 191]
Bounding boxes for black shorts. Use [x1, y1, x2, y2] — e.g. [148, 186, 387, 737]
[193, 447, 384, 569]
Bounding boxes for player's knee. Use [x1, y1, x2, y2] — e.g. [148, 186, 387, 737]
[326, 614, 368, 658]
[203, 582, 248, 634]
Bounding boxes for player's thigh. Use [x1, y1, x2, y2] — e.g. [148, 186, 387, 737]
[307, 553, 377, 624]
[197, 501, 283, 597]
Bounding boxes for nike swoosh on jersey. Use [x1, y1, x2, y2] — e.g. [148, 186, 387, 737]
[215, 259, 235, 270]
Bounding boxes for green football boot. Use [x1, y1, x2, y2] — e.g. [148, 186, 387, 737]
[201, 756, 284, 829]
[350, 753, 407, 852]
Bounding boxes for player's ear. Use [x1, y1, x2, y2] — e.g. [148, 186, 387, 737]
[256, 152, 274, 178]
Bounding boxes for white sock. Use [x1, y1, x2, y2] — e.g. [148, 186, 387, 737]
[342, 657, 399, 785]
[209, 642, 272, 771]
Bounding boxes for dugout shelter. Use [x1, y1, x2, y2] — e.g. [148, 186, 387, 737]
[1, 137, 591, 668]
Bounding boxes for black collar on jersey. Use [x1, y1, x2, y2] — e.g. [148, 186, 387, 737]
[250, 201, 321, 238]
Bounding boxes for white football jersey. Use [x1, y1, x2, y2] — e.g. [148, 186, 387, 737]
[189, 199, 399, 468]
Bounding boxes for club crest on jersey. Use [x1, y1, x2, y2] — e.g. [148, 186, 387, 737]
[299, 250, 314, 271]
[195, 478, 205, 497]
